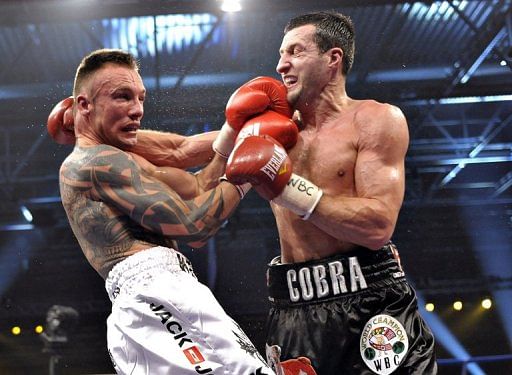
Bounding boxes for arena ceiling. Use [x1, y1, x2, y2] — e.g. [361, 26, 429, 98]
[0, 0, 510, 373]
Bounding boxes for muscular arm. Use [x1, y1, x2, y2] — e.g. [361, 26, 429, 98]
[61, 146, 239, 248]
[309, 103, 409, 249]
[127, 129, 218, 168]
[130, 152, 227, 200]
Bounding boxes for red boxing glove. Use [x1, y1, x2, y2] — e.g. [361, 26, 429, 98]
[225, 76, 291, 128]
[226, 136, 323, 220]
[213, 76, 292, 158]
[47, 97, 75, 145]
[281, 357, 318, 375]
[226, 135, 292, 201]
[236, 110, 298, 150]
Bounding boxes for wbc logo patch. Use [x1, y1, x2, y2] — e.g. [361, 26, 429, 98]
[360, 314, 409, 374]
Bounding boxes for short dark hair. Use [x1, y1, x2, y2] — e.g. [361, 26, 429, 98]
[284, 11, 355, 75]
[73, 49, 139, 97]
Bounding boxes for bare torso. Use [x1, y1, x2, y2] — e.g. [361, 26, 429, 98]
[60, 145, 177, 279]
[273, 99, 371, 262]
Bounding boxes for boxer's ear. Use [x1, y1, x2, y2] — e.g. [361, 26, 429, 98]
[327, 47, 343, 71]
[75, 95, 90, 116]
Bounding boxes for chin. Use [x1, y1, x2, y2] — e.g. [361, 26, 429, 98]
[287, 92, 299, 108]
[115, 135, 137, 149]
[124, 138, 138, 148]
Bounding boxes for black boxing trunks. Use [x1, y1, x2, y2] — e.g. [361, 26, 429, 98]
[265, 243, 437, 375]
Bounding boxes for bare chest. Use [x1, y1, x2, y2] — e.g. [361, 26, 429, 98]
[288, 127, 357, 193]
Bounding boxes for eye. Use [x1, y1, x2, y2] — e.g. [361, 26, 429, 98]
[114, 93, 130, 100]
[293, 46, 304, 56]
[113, 89, 133, 101]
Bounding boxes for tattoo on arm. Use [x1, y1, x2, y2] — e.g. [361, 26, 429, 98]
[62, 146, 235, 247]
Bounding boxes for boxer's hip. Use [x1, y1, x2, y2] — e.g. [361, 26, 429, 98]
[105, 246, 195, 302]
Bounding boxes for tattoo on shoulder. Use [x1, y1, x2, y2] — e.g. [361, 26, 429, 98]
[60, 145, 232, 252]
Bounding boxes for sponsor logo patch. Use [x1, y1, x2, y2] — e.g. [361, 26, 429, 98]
[184, 346, 206, 365]
[360, 314, 409, 375]
[149, 302, 213, 374]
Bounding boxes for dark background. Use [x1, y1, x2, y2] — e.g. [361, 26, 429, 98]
[0, 0, 511, 374]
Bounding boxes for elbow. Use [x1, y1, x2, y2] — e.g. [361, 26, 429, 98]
[362, 218, 395, 250]
[365, 236, 391, 251]
[185, 224, 222, 249]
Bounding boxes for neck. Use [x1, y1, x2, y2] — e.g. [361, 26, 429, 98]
[299, 79, 350, 128]
[75, 118, 102, 147]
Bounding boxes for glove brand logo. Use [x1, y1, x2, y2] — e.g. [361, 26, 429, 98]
[360, 314, 409, 375]
[260, 145, 288, 181]
[286, 257, 368, 302]
[149, 302, 213, 374]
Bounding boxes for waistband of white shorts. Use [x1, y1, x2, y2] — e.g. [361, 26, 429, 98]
[105, 246, 194, 302]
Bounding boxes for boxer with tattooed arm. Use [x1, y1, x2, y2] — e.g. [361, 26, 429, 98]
[54, 48, 316, 375]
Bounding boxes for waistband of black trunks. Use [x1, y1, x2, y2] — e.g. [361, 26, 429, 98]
[267, 242, 406, 306]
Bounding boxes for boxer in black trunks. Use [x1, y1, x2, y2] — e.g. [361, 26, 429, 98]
[224, 11, 437, 374]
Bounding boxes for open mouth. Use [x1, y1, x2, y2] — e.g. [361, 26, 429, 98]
[122, 124, 139, 133]
[283, 76, 298, 89]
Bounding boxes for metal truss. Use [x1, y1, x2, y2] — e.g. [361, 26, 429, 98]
[0, 0, 510, 221]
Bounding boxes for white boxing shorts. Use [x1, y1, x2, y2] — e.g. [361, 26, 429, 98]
[105, 246, 274, 375]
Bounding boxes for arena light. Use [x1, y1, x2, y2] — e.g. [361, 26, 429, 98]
[220, 0, 241, 12]
[425, 302, 435, 312]
[20, 205, 33, 223]
[404, 94, 512, 107]
[0, 223, 34, 231]
[453, 301, 463, 311]
[11, 326, 21, 335]
[438, 94, 512, 104]
[407, 1, 467, 22]
[481, 298, 492, 310]
[35, 325, 44, 334]
[417, 293, 485, 374]
[102, 13, 219, 58]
